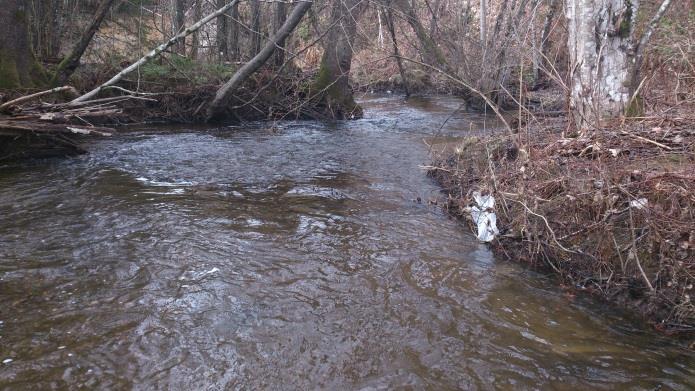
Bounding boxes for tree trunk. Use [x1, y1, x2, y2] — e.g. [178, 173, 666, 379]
[272, 1, 288, 67]
[206, 1, 313, 121]
[385, 6, 410, 97]
[31, 0, 64, 60]
[49, 0, 64, 59]
[250, 0, 262, 56]
[228, 2, 240, 60]
[311, 0, 366, 119]
[393, 0, 451, 73]
[566, 0, 673, 127]
[216, 0, 229, 61]
[540, 0, 559, 65]
[53, 0, 120, 85]
[566, 0, 637, 128]
[173, 0, 186, 55]
[191, 0, 202, 59]
[0, 0, 45, 89]
[480, 0, 487, 45]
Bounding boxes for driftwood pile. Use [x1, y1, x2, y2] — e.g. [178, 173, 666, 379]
[0, 86, 121, 162]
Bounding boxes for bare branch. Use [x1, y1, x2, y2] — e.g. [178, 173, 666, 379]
[71, 0, 243, 104]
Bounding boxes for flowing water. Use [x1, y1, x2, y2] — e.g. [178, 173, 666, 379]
[0, 96, 693, 390]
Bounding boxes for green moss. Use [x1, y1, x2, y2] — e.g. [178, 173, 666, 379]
[30, 58, 47, 87]
[618, 2, 633, 39]
[314, 70, 362, 118]
[0, 58, 21, 89]
[297, 22, 310, 41]
[312, 62, 333, 92]
[135, 56, 235, 85]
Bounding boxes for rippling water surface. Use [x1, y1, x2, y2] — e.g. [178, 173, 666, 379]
[1, 96, 693, 389]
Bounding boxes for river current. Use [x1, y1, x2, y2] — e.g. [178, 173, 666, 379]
[0, 96, 693, 389]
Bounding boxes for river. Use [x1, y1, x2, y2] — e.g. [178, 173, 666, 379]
[0, 96, 693, 389]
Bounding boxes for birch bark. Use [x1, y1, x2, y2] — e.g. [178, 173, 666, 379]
[566, 0, 635, 128]
[566, 0, 673, 128]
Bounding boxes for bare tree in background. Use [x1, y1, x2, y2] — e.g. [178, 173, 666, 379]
[312, 0, 367, 119]
[273, 0, 289, 67]
[0, 0, 45, 89]
[393, 0, 451, 73]
[228, 1, 241, 60]
[480, 0, 487, 45]
[191, 0, 203, 59]
[217, 0, 229, 61]
[53, 0, 121, 85]
[174, 0, 187, 55]
[250, 0, 263, 56]
[31, 0, 65, 61]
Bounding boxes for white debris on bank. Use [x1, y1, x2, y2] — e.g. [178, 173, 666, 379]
[630, 198, 649, 210]
[469, 191, 499, 242]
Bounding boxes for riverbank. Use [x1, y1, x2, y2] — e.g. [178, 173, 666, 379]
[0, 63, 354, 162]
[428, 112, 695, 342]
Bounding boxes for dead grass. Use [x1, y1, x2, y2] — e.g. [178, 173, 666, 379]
[429, 114, 695, 338]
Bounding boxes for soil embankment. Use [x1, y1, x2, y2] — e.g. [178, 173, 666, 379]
[429, 112, 695, 342]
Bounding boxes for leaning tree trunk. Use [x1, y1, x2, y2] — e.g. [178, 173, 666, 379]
[0, 0, 45, 89]
[73, 0, 242, 103]
[385, 6, 410, 97]
[311, 0, 366, 119]
[393, 0, 451, 73]
[52, 0, 120, 85]
[206, 1, 313, 121]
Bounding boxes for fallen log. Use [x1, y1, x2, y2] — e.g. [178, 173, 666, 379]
[0, 95, 121, 161]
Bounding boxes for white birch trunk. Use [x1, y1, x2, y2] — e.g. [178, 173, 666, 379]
[566, 0, 636, 129]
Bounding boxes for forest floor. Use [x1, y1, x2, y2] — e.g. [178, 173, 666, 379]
[428, 99, 695, 344]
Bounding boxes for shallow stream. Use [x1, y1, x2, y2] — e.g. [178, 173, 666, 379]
[1, 96, 693, 389]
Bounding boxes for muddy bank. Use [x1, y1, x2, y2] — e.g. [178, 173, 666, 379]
[429, 116, 695, 342]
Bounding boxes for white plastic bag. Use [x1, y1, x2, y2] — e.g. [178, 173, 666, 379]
[470, 191, 499, 242]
